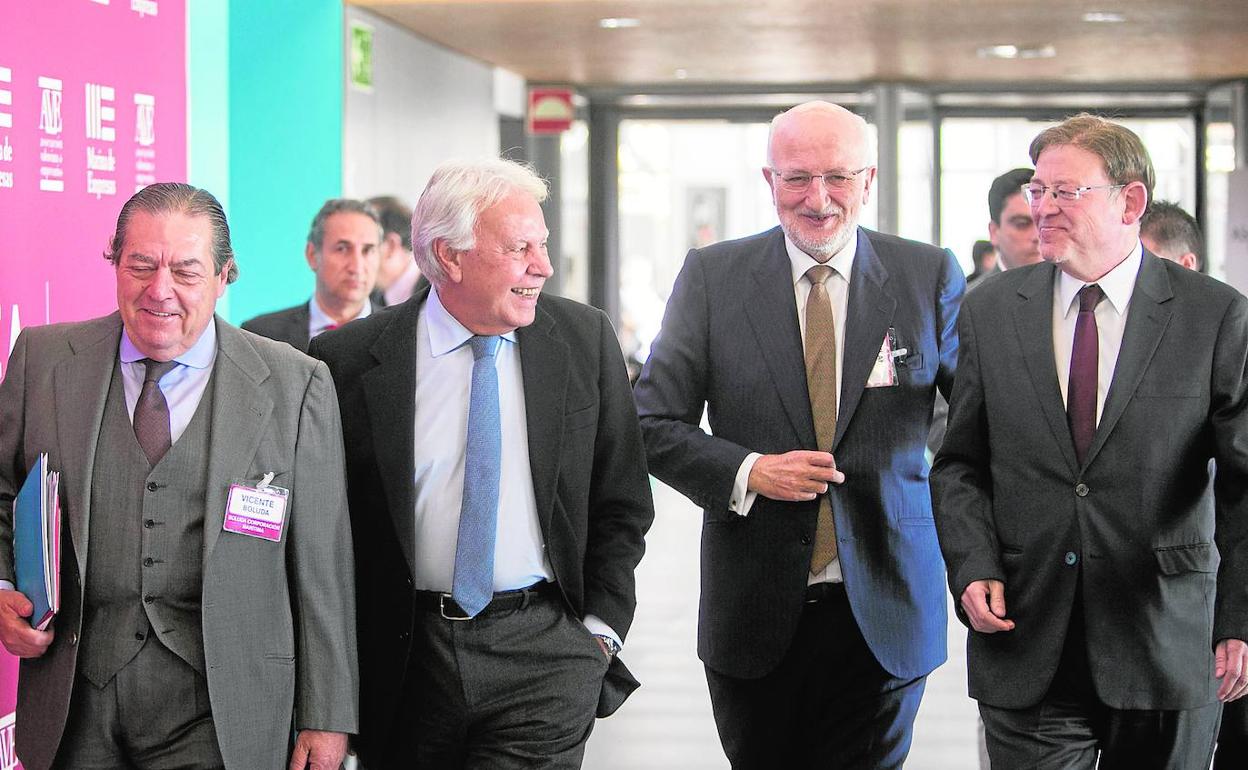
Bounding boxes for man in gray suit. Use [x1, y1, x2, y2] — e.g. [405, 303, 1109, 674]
[933, 114, 1248, 768]
[242, 198, 382, 352]
[0, 183, 358, 770]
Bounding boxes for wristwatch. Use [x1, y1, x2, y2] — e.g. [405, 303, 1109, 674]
[592, 634, 621, 657]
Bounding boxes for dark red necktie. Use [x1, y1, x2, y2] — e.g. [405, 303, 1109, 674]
[1068, 284, 1104, 466]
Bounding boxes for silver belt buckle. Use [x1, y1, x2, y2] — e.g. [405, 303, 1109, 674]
[439, 594, 472, 621]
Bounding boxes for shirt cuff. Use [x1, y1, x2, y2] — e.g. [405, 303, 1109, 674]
[730, 452, 762, 516]
[582, 614, 621, 649]
[0, 581, 14, 592]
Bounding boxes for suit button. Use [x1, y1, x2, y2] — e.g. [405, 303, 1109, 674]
[1065, 552, 1078, 566]
[143, 557, 154, 567]
[144, 519, 155, 528]
[399, 631, 410, 641]
[146, 481, 158, 492]
[135, 631, 145, 641]
[1075, 483, 1089, 497]
[69, 632, 79, 646]
[800, 535, 812, 545]
[144, 594, 155, 604]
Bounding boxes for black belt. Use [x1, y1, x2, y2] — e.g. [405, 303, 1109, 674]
[804, 581, 846, 604]
[415, 581, 557, 620]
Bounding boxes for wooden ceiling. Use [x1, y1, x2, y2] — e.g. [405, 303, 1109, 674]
[350, 0, 1248, 87]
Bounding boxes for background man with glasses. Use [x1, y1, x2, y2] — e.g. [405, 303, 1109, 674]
[933, 113, 1248, 768]
[635, 100, 963, 768]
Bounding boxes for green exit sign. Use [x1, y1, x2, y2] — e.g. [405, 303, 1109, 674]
[350, 21, 374, 92]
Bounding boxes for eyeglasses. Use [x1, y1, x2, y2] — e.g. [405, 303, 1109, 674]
[1021, 183, 1125, 204]
[772, 167, 870, 193]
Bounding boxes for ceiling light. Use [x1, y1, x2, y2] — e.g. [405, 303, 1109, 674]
[1082, 11, 1126, 23]
[599, 18, 641, 29]
[977, 44, 1056, 60]
[674, 68, 689, 80]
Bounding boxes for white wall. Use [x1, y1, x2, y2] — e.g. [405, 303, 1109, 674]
[343, 7, 501, 202]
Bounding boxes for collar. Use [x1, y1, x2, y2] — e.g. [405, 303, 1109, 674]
[784, 229, 857, 286]
[425, 286, 518, 358]
[1056, 240, 1142, 317]
[119, 317, 217, 368]
[309, 294, 372, 332]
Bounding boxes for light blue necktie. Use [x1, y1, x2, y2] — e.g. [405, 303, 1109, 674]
[451, 335, 502, 617]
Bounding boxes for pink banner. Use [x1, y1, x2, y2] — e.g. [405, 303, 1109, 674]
[0, 2, 187, 766]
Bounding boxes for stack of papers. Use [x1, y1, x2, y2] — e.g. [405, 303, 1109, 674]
[14, 453, 60, 631]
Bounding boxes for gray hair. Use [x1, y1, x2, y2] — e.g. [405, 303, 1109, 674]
[412, 158, 549, 285]
[104, 182, 238, 283]
[306, 198, 382, 251]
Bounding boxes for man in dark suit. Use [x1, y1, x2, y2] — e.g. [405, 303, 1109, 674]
[0, 183, 357, 770]
[633, 100, 963, 768]
[932, 114, 1248, 768]
[310, 157, 654, 768]
[242, 198, 382, 351]
[1141, 199, 1204, 272]
[367, 195, 429, 307]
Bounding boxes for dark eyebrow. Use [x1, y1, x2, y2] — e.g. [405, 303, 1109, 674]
[124, 252, 157, 266]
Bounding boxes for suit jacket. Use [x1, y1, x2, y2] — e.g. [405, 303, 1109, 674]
[633, 226, 963, 681]
[0, 313, 359, 770]
[242, 302, 311, 353]
[308, 288, 654, 763]
[931, 254, 1248, 711]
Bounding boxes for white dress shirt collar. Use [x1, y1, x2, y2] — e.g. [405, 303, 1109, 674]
[1056, 241, 1143, 318]
[119, 317, 217, 369]
[784, 230, 857, 287]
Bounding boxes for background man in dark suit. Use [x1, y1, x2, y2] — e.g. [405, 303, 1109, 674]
[242, 198, 382, 351]
[0, 183, 357, 770]
[310, 158, 654, 769]
[932, 114, 1248, 768]
[367, 195, 428, 307]
[633, 100, 963, 768]
[1141, 199, 1204, 272]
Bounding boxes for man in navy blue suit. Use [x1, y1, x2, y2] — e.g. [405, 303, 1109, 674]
[634, 101, 963, 769]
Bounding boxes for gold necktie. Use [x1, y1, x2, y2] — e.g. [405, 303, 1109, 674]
[804, 265, 838, 573]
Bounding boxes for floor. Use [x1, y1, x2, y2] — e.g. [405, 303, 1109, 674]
[582, 481, 981, 769]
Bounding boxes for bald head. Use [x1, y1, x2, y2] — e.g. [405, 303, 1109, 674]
[767, 101, 875, 170]
[763, 101, 877, 261]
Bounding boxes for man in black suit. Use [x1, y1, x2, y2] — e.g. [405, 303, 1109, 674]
[242, 198, 381, 351]
[634, 100, 963, 768]
[932, 113, 1248, 768]
[310, 157, 654, 769]
[367, 195, 429, 307]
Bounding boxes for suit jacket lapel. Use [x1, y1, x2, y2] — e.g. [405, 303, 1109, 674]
[362, 298, 420, 571]
[744, 229, 817, 449]
[53, 314, 122, 586]
[835, 230, 896, 451]
[290, 304, 311, 352]
[204, 318, 274, 562]
[1084, 254, 1173, 468]
[1012, 264, 1080, 474]
[518, 305, 568, 539]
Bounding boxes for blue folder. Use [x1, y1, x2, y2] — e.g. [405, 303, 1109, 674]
[13, 453, 59, 631]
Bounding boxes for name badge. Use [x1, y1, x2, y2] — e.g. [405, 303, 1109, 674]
[866, 329, 900, 388]
[224, 473, 288, 542]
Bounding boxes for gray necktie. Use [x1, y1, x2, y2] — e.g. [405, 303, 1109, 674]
[134, 358, 178, 467]
[805, 265, 838, 573]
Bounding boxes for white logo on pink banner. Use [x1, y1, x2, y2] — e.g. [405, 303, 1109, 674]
[0, 66, 12, 191]
[38, 76, 64, 193]
[0, 710, 15, 770]
[85, 82, 117, 199]
[132, 0, 158, 17]
[134, 92, 155, 190]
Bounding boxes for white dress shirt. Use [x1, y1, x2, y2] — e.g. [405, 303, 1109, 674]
[308, 295, 372, 341]
[411, 289, 618, 643]
[731, 234, 855, 585]
[1053, 242, 1142, 423]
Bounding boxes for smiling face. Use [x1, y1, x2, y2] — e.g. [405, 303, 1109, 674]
[1030, 143, 1147, 281]
[116, 210, 228, 361]
[434, 191, 553, 335]
[764, 103, 876, 261]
